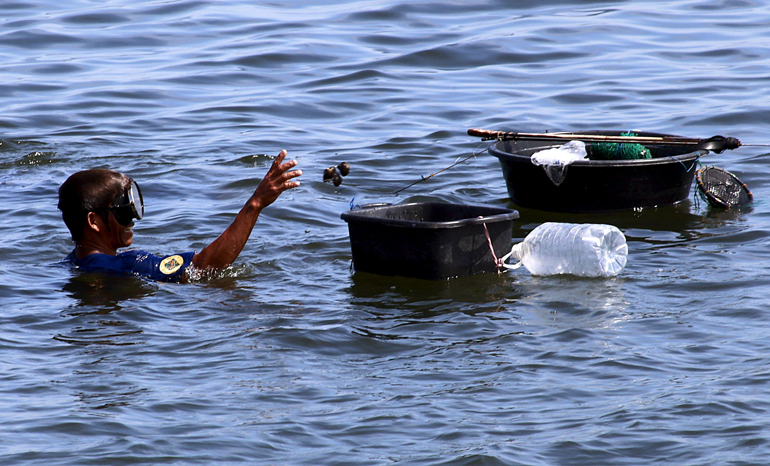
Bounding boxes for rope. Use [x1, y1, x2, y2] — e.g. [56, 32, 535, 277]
[394, 147, 487, 194]
[667, 153, 700, 172]
[479, 222, 522, 275]
[482, 222, 504, 275]
[481, 222, 523, 274]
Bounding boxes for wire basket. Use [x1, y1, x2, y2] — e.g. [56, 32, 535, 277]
[695, 165, 753, 208]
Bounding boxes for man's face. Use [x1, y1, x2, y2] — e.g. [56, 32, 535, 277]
[104, 210, 134, 250]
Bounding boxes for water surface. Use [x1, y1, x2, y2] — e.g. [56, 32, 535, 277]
[2, 1, 770, 464]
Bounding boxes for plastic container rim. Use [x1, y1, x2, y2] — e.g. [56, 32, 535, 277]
[340, 202, 520, 229]
[489, 142, 707, 168]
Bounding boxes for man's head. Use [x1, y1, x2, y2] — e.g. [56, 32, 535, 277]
[58, 169, 143, 244]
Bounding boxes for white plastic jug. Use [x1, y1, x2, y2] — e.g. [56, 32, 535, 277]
[509, 222, 627, 277]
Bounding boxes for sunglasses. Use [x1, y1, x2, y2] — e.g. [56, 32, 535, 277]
[102, 178, 144, 226]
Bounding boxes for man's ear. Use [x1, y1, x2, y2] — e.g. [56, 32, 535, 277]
[85, 211, 103, 233]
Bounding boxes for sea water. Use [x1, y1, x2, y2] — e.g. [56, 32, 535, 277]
[2, 1, 770, 464]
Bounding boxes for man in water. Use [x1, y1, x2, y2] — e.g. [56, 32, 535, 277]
[58, 150, 302, 281]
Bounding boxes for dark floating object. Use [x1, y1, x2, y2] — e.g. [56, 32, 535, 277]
[696, 166, 753, 208]
[323, 166, 341, 186]
[324, 167, 337, 183]
[485, 131, 705, 213]
[323, 162, 350, 187]
[341, 202, 519, 280]
[338, 162, 350, 177]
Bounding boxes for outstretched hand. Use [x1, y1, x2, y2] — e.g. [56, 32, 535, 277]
[192, 149, 301, 272]
[250, 150, 302, 210]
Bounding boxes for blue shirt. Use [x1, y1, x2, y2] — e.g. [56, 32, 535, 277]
[66, 249, 196, 282]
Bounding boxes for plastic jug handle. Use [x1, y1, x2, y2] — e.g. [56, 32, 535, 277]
[500, 242, 524, 270]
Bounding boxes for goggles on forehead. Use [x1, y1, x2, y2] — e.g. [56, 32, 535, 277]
[107, 178, 144, 226]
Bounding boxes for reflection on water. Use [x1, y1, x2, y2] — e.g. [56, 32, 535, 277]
[56, 272, 152, 347]
[54, 275, 153, 416]
[700, 204, 754, 224]
[511, 200, 705, 234]
[509, 274, 631, 330]
[62, 271, 156, 310]
[73, 385, 149, 412]
[348, 270, 522, 317]
[53, 320, 144, 347]
[513, 197, 754, 245]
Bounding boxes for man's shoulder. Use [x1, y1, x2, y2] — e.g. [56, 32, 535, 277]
[67, 249, 152, 266]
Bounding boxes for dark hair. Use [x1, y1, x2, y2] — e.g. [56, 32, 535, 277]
[58, 169, 128, 242]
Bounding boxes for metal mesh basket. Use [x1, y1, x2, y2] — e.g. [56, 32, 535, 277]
[695, 166, 752, 208]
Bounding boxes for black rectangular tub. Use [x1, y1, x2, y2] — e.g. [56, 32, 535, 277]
[341, 202, 519, 280]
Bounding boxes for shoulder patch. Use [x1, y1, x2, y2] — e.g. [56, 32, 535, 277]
[160, 255, 184, 275]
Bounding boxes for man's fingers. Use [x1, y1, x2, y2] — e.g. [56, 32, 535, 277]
[278, 160, 298, 173]
[283, 168, 302, 179]
[265, 150, 300, 190]
[273, 150, 287, 166]
[279, 170, 302, 190]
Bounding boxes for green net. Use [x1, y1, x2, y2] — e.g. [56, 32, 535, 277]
[587, 132, 652, 160]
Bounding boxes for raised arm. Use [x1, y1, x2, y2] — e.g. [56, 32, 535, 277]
[191, 150, 301, 271]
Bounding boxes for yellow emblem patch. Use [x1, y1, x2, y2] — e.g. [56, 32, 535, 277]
[159, 255, 184, 275]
